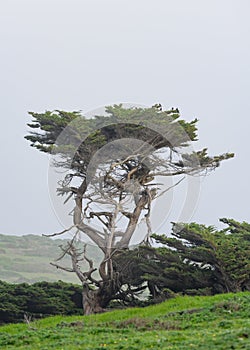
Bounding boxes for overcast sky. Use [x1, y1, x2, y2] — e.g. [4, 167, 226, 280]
[1, 0, 250, 237]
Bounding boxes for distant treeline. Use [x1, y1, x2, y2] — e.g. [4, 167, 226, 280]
[0, 280, 82, 324]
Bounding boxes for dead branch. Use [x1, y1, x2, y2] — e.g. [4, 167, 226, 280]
[88, 211, 112, 228]
[127, 166, 139, 180]
[56, 234, 79, 261]
[116, 190, 150, 249]
[50, 262, 74, 272]
[42, 225, 77, 237]
[155, 176, 185, 199]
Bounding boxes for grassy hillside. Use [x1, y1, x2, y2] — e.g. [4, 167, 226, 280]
[0, 234, 102, 284]
[0, 292, 249, 349]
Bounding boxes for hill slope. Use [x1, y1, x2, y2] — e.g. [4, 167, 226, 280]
[0, 234, 102, 284]
[0, 292, 249, 349]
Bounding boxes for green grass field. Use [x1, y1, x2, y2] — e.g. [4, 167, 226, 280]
[0, 292, 249, 350]
[0, 234, 102, 284]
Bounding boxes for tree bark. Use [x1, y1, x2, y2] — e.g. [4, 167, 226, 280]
[82, 277, 120, 315]
[82, 287, 104, 315]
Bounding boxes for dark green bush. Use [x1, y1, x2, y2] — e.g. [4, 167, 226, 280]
[0, 280, 82, 324]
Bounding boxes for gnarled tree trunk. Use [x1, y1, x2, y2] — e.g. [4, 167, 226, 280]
[82, 286, 104, 315]
[82, 275, 121, 315]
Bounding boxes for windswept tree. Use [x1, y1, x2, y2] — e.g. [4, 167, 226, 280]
[126, 218, 250, 298]
[25, 104, 234, 314]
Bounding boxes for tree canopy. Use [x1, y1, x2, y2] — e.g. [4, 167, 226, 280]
[25, 104, 233, 175]
[25, 104, 234, 250]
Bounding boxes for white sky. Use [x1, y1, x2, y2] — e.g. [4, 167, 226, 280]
[1, 0, 250, 236]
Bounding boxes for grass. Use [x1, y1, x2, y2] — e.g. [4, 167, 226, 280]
[0, 292, 249, 349]
[0, 234, 102, 284]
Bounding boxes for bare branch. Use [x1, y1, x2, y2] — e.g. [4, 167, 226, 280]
[50, 262, 74, 272]
[56, 235, 79, 261]
[116, 191, 150, 249]
[155, 176, 185, 199]
[42, 225, 77, 237]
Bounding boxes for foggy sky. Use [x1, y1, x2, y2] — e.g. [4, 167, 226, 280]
[1, 0, 250, 236]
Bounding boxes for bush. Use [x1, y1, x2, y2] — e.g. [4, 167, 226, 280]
[0, 280, 82, 324]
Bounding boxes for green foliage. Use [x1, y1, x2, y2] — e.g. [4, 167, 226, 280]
[114, 245, 214, 302]
[0, 280, 83, 324]
[151, 218, 250, 294]
[25, 110, 81, 153]
[25, 105, 234, 173]
[114, 219, 250, 300]
[0, 292, 249, 349]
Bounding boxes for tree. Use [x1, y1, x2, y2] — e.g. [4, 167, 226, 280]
[129, 218, 250, 298]
[25, 104, 234, 314]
